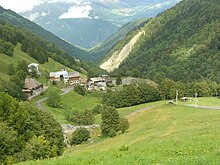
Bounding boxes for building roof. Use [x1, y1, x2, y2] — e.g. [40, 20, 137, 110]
[23, 78, 42, 90]
[69, 72, 80, 78]
[90, 77, 104, 82]
[49, 71, 69, 78]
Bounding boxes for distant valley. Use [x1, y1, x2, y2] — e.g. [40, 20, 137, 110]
[21, 0, 180, 49]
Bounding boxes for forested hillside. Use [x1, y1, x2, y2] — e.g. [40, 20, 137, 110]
[0, 6, 91, 61]
[105, 0, 220, 83]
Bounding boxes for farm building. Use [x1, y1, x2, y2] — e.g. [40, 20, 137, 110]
[49, 69, 81, 84]
[22, 78, 43, 98]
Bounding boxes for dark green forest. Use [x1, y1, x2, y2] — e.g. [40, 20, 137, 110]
[110, 0, 220, 83]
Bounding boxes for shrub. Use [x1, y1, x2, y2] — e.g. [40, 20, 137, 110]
[47, 89, 62, 108]
[119, 118, 129, 133]
[108, 129, 117, 137]
[65, 110, 94, 125]
[101, 106, 120, 136]
[70, 128, 90, 145]
[74, 85, 86, 96]
[92, 104, 103, 114]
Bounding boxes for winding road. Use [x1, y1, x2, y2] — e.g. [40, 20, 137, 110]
[35, 86, 74, 111]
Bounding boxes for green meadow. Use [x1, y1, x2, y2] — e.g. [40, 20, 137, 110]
[41, 91, 100, 124]
[19, 98, 220, 165]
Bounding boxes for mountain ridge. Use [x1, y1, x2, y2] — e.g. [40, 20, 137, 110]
[20, 0, 180, 49]
[0, 6, 91, 61]
[101, 0, 220, 83]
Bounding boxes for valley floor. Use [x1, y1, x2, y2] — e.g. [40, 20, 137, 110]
[19, 98, 220, 165]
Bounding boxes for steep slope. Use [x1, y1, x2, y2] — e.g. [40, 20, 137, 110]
[90, 18, 149, 62]
[101, 0, 220, 83]
[0, 6, 91, 61]
[20, 0, 180, 49]
[100, 31, 145, 72]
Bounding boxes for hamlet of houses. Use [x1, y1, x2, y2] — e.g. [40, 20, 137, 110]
[87, 75, 112, 91]
[22, 63, 113, 100]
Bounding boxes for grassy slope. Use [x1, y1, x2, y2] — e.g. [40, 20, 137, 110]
[181, 97, 220, 107]
[42, 91, 100, 124]
[20, 99, 220, 164]
[0, 43, 86, 84]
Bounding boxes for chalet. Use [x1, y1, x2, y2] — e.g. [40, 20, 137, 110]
[69, 72, 81, 84]
[49, 69, 81, 84]
[50, 69, 69, 83]
[22, 78, 43, 98]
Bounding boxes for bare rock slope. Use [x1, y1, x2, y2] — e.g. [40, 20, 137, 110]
[100, 31, 145, 72]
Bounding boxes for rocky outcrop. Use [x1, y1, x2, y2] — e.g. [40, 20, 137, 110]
[100, 30, 145, 72]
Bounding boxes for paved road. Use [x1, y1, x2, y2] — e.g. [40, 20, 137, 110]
[35, 86, 74, 110]
[36, 98, 47, 110]
[61, 86, 74, 95]
[186, 104, 220, 110]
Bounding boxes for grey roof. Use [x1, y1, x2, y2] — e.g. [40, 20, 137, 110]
[90, 77, 103, 82]
[69, 72, 80, 78]
[24, 78, 42, 90]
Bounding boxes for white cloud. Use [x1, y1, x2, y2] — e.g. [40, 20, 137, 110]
[58, 3, 92, 19]
[0, 0, 43, 13]
[155, 3, 162, 8]
[28, 12, 40, 21]
[26, 11, 48, 21]
[99, 0, 119, 3]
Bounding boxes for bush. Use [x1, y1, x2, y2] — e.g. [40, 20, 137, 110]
[70, 128, 90, 145]
[74, 85, 86, 96]
[108, 129, 117, 137]
[47, 89, 62, 108]
[65, 110, 94, 125]
[119, 118, 129, 133]
[101, 106, 129, 137]
[92, 104, 103, 114]
[101, 106, 120, 136]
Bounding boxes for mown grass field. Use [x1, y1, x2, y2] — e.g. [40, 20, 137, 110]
[20, 98, 220, 165]
[42, 91, 100, 124]
[181, 97, 220, 107]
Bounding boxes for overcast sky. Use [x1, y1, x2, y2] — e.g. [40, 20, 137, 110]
[0, 0, 119, 13]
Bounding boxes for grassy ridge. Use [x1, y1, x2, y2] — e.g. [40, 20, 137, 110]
[19, 99, 220, 164]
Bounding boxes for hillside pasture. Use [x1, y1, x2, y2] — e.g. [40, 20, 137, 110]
[19, 99, 220, 165]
